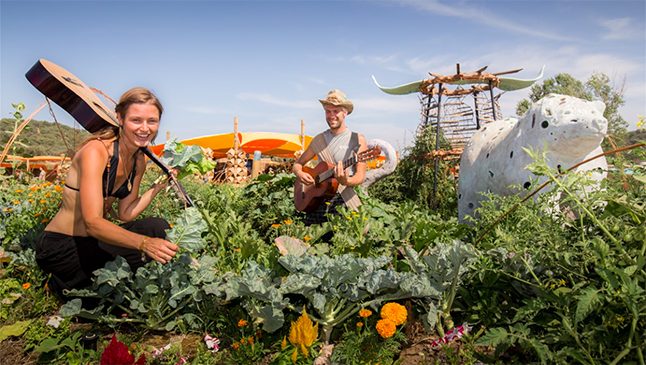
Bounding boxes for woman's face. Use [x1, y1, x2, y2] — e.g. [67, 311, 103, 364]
[119, 103, 160, 148]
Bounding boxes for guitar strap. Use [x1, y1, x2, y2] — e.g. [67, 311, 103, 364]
[310, 131, 361, 211]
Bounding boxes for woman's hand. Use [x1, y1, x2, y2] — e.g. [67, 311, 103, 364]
[141, 237, 178, 264]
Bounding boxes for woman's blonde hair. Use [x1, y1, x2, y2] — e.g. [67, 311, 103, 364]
[78, 87, 163, 149]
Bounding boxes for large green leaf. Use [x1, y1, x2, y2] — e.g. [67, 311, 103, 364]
[0, 320, 31, 342]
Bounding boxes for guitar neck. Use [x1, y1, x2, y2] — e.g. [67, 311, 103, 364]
[141, 147, 194, 207]
[316, 154, 359, 183]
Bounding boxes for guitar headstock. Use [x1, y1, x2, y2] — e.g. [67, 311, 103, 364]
[357, 145, 382, 163]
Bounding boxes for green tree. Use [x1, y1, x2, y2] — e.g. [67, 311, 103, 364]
[515, 72, 628, 144]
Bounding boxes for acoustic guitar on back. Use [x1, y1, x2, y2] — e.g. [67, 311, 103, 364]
[293, 146, 381, 212]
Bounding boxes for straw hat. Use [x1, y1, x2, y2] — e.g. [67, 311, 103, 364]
[319, 89, 353, 114]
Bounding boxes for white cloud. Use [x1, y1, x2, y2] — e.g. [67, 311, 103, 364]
[183, 105, 228, 115]
[236, 92, 316, 109]
[599, 17, 643, 40]
[354, 96, 420, 114]
[392, 0, 577, 41]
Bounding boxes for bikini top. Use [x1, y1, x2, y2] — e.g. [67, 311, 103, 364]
[64, 140, 137, 199]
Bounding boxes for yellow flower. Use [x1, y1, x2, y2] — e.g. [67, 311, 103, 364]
[232, 342, 240, 351]
[22, 283, 31, 290]
[39, 199, 47, 204]
[380, 302, 407, 326]
[15, 189, 23, 193]
[271, 223, 282, 229]
[288, 308, 318, 357]
[376, 319, 397, 339]
[283, 219, 293, 225]
[291, 349, 298, 364]
[54, 185, 63, 192]
[359, 308, 372, 318]
[281, 336, 287, 350]
[240, 337, 247, 345]
[303, 235, 311, 242]
[238, 319, 248, 327]
[356, 322, 364, 328]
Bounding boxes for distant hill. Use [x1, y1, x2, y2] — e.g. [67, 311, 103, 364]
[1, 118, 89, 157]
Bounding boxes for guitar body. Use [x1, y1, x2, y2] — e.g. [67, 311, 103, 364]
[294, 162, 339, 212]
[25, 59, 119, 133]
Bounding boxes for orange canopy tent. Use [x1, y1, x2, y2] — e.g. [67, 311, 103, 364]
[149, 132, 313, 159]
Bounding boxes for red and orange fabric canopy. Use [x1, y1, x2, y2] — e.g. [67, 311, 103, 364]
[150, 132, 313, 159]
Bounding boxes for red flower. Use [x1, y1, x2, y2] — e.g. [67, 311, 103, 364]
[100, 334, 146, 365]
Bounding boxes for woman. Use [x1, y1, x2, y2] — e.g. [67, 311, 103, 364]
[35, 87, 178, 299]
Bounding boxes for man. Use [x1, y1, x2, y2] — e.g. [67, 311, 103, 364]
[293, 89, 368, 225]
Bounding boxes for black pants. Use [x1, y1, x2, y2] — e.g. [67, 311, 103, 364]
[303, 194, 345, 226]
[35, 217, 170, 299]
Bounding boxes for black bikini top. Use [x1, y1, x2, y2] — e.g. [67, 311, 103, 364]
[64, 140, 137, 199]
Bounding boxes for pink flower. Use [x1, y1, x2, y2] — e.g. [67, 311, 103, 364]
[204, 333, 220, 353]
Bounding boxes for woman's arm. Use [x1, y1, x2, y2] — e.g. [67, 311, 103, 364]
[116, 153, 167, 222]
[79, 142, 177, 263]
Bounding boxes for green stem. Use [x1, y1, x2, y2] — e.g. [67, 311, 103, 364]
[547, 170, 634, 264]
[520, 254, 542, 286]
[498, 270, 542, 288]
[610, 347, 633, 365]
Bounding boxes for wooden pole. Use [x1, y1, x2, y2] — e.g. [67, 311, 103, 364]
[300, 119, 305, 149]
[233, 116, 239, 149]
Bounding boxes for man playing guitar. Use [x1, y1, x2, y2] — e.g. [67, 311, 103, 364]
[292, 89, 368, 225]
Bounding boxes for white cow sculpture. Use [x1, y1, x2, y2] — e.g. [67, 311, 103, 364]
[361, 138, 398, 189]
[458, 94, 608, 221]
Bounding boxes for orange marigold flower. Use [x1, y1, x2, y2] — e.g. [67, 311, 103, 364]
[376, 319, 397, 339]
[359, 308, 372, 318]
[271, 223, 281, 229]
[39, 199, 47, 204]
[22, 282, 31, 290]
[281, 336, 287, 350]
[380, 302, 407, 326]
[238, 319, 248, 327]
[41, 218, 50, 223]
[356, 322, 364, 328]
[232, 342, 240, 351]
[54, 185, 63, 192]
[15, 189, 23, 193]
[240, 337, 247, 345]
[248, 336, 254, 345]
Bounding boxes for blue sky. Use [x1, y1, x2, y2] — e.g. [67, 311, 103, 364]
[1, 0, 644, 152]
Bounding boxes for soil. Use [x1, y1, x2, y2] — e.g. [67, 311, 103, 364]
[0, 338, 38, 365]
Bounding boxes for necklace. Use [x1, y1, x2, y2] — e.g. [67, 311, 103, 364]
[119, 144, 135, 193]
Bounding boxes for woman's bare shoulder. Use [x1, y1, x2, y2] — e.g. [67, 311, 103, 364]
[76, 139, 113, 163]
